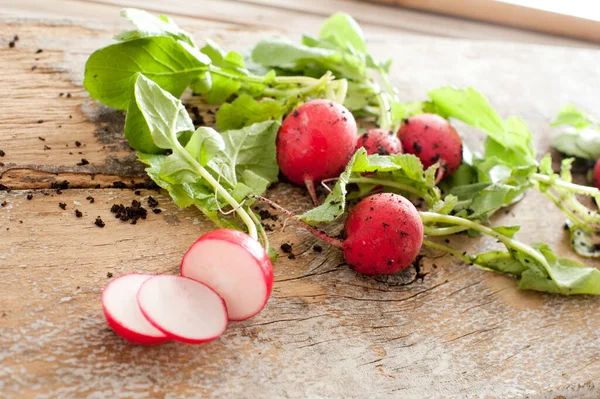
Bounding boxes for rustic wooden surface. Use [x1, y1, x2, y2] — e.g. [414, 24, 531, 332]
[1, 1, 600, 398]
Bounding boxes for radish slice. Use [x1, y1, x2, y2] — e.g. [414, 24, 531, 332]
[137, 275, 228, 344]
[180, 229, 274, 321]
[102, 274, 169, 345]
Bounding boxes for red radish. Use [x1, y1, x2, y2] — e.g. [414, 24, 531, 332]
[181, 229, 273, 321]
[398, 114, 462, 181]
[342, 193, 423, 274]
[102, 274, 169, 345]
[593, 160, 600, 190]
[253, 193, 423, 275]
[277, 99, 358, 204]
[137, 275, 228, 344]
[356, 128, 403, 155]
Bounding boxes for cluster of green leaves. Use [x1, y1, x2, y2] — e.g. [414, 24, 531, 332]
[84, 9, 344, 133]
[425, 87, 538, 222]
[129, 74, 279, 244]
[299, 148, 441, 224]
[551, 105, 600, 160]
[250, 12, 405, 131]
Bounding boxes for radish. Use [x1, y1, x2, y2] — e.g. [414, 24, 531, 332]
[254, 193, 423, 275]
[398, 114, 462, 182]
[356, 128, 403, 155]
[341, 193, 423, 274]
[137, 275, 228, 344]
[181, 229, 273, 321]
[593, 160, 600, 190]
[102, 274, 169, 345]
[277, 99, 358, 204]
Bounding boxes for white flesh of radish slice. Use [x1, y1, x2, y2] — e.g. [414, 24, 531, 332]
[102, 274, 169, 345]
[137, 275, 228, 344]
[180, 229, 274, 321]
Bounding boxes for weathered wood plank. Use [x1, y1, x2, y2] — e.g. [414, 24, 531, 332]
[1, 9, 600, 399]
[1, 186, 599, 398]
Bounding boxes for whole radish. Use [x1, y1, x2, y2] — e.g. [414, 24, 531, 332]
[356, 128, 403, 155]
[593, 160, 600, 190]
[398, 114, 462, 181]
[342, 193, 423, 274]
[253, 193, 423, 275]
[277, 99, 358, 204]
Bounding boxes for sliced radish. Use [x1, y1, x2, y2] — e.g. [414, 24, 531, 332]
[102, 274, 169, 345]
[137, 275, 228, 344]
[180, 229, 274, 321]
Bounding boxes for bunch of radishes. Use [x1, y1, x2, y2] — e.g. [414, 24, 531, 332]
[276, 99, 462, 274]
[103, 100, 463, 344]
[103, 229, 273, 344]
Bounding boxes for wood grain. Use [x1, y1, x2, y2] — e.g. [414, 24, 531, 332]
[1, 4, 600, 399]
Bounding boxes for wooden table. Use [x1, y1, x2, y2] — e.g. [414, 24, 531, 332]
[1, 1, 599, 398]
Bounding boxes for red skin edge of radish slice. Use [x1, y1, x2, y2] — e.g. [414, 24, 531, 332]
[103, 306, 170, 345]
[101, 274, 170, 345]
[137, 276, 228, 345]
[180, 229, 274, 321]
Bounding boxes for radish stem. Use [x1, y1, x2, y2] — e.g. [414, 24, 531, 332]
[419, 212, 555, 280]
[422, 239, 473, 264]
[249, 195, 344, 249]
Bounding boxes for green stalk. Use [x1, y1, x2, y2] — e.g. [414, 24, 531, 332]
[249, 210, 270, 251]
[532, 173, 600, 199]
[376, 66, 399, 102]
[542, 190, 596, 232]
[208, 65, 325, 89]
[422, 239, 473, 263]
[175, 146, 258, 240]
[423, 225, 469, 236]
[368, 82, 392, 131]
[167, 111, 258, 240]
[419, 212, 554, 277]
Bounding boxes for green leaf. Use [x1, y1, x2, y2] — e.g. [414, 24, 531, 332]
[206, 74, 241, 104]
[216, 94, 285, 131]
[491, 225, 520, 238]
[319, 12, 367, 53]
[300, 148, 364, 224]
[211, 120, 280, 193]
[474, 250, 527, 276]
[344, 82, 376, 111]
[517, 244, 600, 295]
[84, 36, 209, 109]
[428, 87, 536, 165]
[551, 128, 600, 160]
[251, 38, 366, 81]
[115, 8, 196, 46]
[551, 104, 595, 129]
[432, 195, 458, 215]
[472, 244, 600, 295]
[126, 73, 194, 151]
[184, 127, 225, 166]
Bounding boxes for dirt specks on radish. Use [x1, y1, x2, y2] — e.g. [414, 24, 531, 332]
[398, 114, 462, 180]
[356, 128, 403, 156]
[343, 193, 423, 275]
[277, 99, 358, 204]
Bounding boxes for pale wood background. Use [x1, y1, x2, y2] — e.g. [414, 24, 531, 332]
[0, 1, 599, 398]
